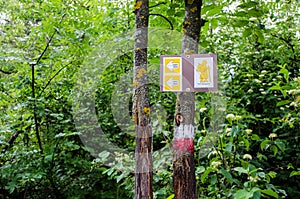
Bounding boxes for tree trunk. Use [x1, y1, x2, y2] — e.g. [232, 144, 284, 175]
[173, 0, 202, 198]
[133, 0, 153, 199]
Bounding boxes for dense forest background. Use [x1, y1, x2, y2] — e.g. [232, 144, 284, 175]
[0, 0, 299, 198]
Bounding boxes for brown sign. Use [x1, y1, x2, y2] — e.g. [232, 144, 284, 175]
[160, 54, 218, 92]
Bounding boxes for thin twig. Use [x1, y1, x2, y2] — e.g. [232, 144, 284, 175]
[38, 61, 72, 96]
[149, 13, 174, 30]
[0, 68, 14, 74]
[2, 131, 23, 153]
[34, 14, 66, 66]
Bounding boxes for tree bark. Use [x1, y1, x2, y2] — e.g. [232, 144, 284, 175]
[173, 0, 202, 198]
[133, 0, 153, 198]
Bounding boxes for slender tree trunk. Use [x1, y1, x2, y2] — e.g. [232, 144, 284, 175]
[133, 0, 153, 198]
[31, 63, 43, 154]
[173, 0, 202, 198]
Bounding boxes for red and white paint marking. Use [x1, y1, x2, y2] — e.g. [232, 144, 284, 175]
[173, 124, 194, 153]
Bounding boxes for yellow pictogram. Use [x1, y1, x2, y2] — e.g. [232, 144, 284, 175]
[163, 75, 181, 91]
[163, 57, 181, 73]
[196, 60, 210, 82]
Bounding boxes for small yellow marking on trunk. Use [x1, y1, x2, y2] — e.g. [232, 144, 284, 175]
[135, 1, 142, 10]
[190, 7, 197, 12]
[133, 80, 138, 87]
[136, 68, 147, 78]
[143, 107, 150, 115]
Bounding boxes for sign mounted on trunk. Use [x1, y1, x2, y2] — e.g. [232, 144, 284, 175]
[162, 57, 182, 91]
[160, 54, 218, 92]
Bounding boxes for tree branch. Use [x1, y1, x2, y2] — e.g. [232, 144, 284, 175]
[270, 33, 298, 63]
[272, 34, 295, 54]
[30, 13, 66, 154]
[0, 68, 14, 74]
[38, 61, 72, 96]
[34, 14, 66, 66]
[149, 13, 173, 30]
[1, 131, 22, 153]
[31, 62, 43, 154]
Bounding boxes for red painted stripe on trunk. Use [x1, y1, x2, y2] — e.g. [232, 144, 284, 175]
[173, 138, 194, 153]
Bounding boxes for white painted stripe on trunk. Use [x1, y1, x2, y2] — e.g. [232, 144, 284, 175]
[174, 124, 194, 138]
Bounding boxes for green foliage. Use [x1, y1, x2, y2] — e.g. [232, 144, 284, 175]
[196, 0, 299, 198]
[1, 0, 299, 198]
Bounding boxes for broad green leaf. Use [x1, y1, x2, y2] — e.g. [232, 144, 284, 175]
[253, 191, 261, 199]
[270, 145, 278, 155]
[259, 189, 278, 198]
[268, 171, 277, 178]
[167, 194, 175, 199]
[220, 169, 234, 184]
[260, 140, 270, 151]
[269, 85, 281, 91]
[206, 6, 223, 17]
[287, 163, 295, 169]
[234, 167, 248, 175]
[257, 172, 266, 178]
[243, 28, 252, 38]
[276, 100, 291, 107]
[210, 18, 219, 29]
[231, 125, 239, 137]
[248, 9, 264, 17]
[202, 4, 216, 14]
[225, 142, 233, 152]
[116, 172, 127, 183]
[235, 189, 252, 199]
[201, 167, 213, 183]
[249, 167, 263, 175]
[274, 140, 285, 152]
[238, 2, 259, 8]
[255, 30, 264, 43]
[290, 170, 300, 177]
[243, 138, 250, 151]
[210, 174, 217, 185]
[55, 131, 81, 138]
[250, 187, 261, 194]
[251, 134, 260, 141]
[196, 166, 205, 174]
[234, 20, 249, 27]
[55, 132, 66, 138]
[279, 68, 289, 81]
[234, 11, 248, 17]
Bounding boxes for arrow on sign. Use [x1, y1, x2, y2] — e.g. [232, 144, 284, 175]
[167, 78, 179, 88]
[167, 61, 178, 71]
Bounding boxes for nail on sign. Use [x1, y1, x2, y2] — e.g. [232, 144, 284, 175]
[160, 54, 218, 92]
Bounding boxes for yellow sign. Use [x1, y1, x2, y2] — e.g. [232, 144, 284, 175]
[162, 57, 182, 91]
[163, 57, 181, 73]
[163, 75, 181, 91]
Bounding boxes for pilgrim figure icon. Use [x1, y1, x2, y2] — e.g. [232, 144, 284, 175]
[194, 57, 214, 88]
[196, 60, 210, 82]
